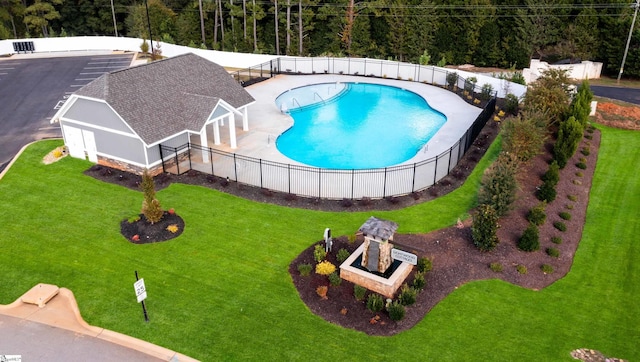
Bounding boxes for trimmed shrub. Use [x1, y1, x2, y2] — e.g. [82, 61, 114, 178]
[315, 261, 336, 275]
[566, 204, 574, 210]
[398, 284, 418, 306]
[504, 93, 520, 115]
[541, 160, 560, 186]
[472, 204, 500, 251]
[536, 181, 557, 203]
[478, 152, 519, 216]
[354, 285, 367, 301]
[336, 248, 350, 263]
[576, 171, 584, 177]
[417, 257, 433, 273]
[348, 234, 357, 244]
[328, 271, 342, 286]
[554, 116, 584, 168]
[518, 223, 540, 252]
[576, 162, 587, 169]
[546, 247, 560, 258]
[490, 262, 503, 272]
[551, 236, 562, 244]
[541, 264, 554, 274]
[387, 301, 406, 321]
[516, 264, 528, 274]
[297, 263, 312, 276]
[553, 221, 567, 232]
[580, 148, 590, 156]
[568, 194, 578, 201]
[313, 244, 326, 262]
[480, 83, 494, 100]
[500, 111, 547, 163]
[366, 293, 384, 312]
[412, 271, 426, 290]
[559, 211, 572, 220]
[527, 201, 547, 226]
[446, 72, 458, 88]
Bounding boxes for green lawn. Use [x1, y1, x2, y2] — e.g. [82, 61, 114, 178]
[1, 126, 638, 361]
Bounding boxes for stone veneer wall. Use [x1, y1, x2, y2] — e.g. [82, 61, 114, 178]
[97, 156, 164, 176]
[340, 243, 413, 299]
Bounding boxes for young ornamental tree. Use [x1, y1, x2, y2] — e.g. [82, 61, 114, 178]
[140, 169, 163, 224]
[477, 152, 519, 217]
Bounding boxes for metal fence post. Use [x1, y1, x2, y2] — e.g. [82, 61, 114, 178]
[233, 153, 238, 181]
[433, 154, 439, 185]
[259, 159, 263, 188]
[159, 145, 165, 173]
[383, 167, 388, 198]
[411, 163, 416, 192]
[351, 169, 355, 199]
[174, 147, 180, 175]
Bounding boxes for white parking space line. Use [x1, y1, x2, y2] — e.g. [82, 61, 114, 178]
[0, 72, 7, 75]
[70, 84, 87, 88]
[0, 67, 15, 70]
[84, 66, 126, 69]
[75, 78, 96, 81]
[79, 72, 106, 75]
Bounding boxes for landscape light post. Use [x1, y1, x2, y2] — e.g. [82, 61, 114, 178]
[617, 0, 640, 83]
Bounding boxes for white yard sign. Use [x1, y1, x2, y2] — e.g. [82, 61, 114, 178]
[133, 278, 147, 303]
[391, 249, 418, 265]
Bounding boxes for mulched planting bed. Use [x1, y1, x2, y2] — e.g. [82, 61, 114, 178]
[84, 117, 601, 336]
[120, 211, 185, 244]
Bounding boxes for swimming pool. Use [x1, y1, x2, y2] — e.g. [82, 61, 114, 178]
[275, 83, 447, 169]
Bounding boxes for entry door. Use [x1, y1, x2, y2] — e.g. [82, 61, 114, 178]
[82, 129, 97, 162]
[63, 125, 85, 159]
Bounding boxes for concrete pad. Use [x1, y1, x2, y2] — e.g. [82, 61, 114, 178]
[21, 283, 59, 308]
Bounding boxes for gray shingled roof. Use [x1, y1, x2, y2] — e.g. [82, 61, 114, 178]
[358, 216, 398, 240]
[75, 53, 255, 145]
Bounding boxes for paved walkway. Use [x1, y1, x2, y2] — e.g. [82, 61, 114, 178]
[0, 284, 197, 362]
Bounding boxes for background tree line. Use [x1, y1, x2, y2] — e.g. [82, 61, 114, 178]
[1, 0, 638, 77]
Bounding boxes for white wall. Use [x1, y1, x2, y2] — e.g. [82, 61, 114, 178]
[523, 59, 603, 84]
[0, 36, 278, 69]
[0, 36, 526, 98]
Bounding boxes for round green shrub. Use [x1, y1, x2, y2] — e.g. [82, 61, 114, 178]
[354, 284, 367, 301]
[576, 162, 587, 169]
[516, 264, 528, 274]
[297, 263, 312, 277]
[551, 236, 562, 244]
[336, 248, 350, 264]
[527, 201, 547, 226]
[490, 262, 503, 272]
[541, 264, 554, 274]
[559, 211, 572, 220]
[366, 293, 384, 312]
[568, 194, 578, 201]
[541, 160, 560, 186]
[546, 247, 560, 258]
[387, 301, 406, 321]
[313, 244, 326, 262]
[553, 221, 567, 232]
[536, 181, 557, 203]
[518, 223, 540, 252]
[575, 171, 584, 177]
[328, 271, 342, 286]
[412, 271, 426, 290]
[398, 284, 418, 306]
[417, 257, 433, 273]
[580, 148, 590, 156]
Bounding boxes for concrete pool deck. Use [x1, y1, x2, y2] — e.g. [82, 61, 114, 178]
[211, 74, 483, 167]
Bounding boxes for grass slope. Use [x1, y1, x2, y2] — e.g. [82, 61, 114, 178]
[0, 127, 637, 361]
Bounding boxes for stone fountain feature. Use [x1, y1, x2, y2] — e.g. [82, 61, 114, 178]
[339, 216, 414, 298]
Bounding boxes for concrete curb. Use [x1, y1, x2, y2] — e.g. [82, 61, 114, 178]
[0, 284, 198, 362]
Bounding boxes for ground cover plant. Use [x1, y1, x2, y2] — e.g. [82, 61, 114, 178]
[0, 121, 639, 361]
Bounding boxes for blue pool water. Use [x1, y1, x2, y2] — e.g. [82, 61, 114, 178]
[276, 83, 447, 169]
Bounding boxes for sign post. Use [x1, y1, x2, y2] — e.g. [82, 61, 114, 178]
[134, 271, 149, 322]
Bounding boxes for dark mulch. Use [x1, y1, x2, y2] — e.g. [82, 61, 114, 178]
[120, 211, 185, 244]
[84, 118, 601, 336]
[289, 128, 600, 336]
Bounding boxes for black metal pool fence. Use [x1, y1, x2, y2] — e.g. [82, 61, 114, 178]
[160, 57, 498, 200]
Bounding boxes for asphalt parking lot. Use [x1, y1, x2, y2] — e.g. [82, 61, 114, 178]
[0, 53, 133, 171]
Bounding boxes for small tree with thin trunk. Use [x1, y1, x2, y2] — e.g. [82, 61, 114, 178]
[140, 169, 163, 224]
